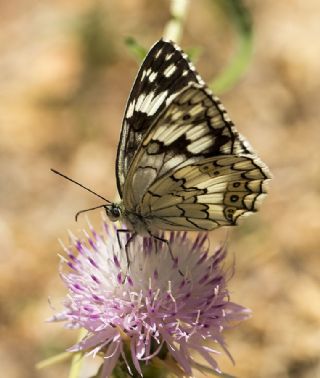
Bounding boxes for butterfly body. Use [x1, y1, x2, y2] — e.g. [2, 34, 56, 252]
[105, 39, 271, 234]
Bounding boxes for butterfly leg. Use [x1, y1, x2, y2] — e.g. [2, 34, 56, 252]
[147, 231, 183, 276]
[116, 229, 135, 274]
[116, 229, 132, 250]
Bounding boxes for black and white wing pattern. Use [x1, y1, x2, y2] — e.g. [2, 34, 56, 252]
[140, 155, 269, 231]
[116, 38, 271, 233]
[121, 81, 270, 232]
[116, 39, 204, 196]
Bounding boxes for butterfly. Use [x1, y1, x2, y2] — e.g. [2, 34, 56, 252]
[52, 39, 271, 237]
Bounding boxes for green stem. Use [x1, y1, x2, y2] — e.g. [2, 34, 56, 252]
[68, 329, 87, 378]
[68, 352, 83, 378]
[124, 0, 190, 62]
[209, 0, 253, 94]
[163, 0, 190, 43]
[112, 364, 169, 378]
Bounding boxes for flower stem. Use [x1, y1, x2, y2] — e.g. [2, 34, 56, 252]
[68, 329, 87, 378]
[112, 363, 169, 378]
[163, 0, 190, 43]
[68, 352, 83, 378]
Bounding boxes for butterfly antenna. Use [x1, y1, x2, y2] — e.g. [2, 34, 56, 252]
[51, 169, 111, 203]
[75, 204, 107, 222]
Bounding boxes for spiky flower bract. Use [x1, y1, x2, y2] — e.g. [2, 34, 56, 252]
[51, 219, 250, 377]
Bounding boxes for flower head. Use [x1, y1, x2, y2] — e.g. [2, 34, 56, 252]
[52, 219, 250, 377]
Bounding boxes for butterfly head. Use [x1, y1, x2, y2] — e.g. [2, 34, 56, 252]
[105, 203, 123, 222]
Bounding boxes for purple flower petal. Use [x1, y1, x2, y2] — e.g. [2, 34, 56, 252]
[51, 219, 250, 377]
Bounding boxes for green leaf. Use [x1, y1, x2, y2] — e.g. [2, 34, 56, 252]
[68, 328, 87, 378]
[124, 37, 148, 61]
[36, 352, 73, 370]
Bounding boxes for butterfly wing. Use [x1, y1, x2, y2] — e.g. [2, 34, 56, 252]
[117, 40, 271, 232]
[122, 83, 262, 206]
[116, 39, 205, 197]
[140, 155, 270, 231]
[121, 83, 271, 231]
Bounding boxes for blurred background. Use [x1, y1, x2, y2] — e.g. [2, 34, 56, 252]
[1, 0, 319, 377]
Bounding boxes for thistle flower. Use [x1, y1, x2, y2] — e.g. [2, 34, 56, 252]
[51, 219, 250, 377]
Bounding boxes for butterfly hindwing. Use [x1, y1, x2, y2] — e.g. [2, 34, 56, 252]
[116, 39, 204, 196]
[139, 155, 270, 231]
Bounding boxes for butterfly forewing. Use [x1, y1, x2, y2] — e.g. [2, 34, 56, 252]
[116, 39, 204, 196]
[122, 84, 265, 210]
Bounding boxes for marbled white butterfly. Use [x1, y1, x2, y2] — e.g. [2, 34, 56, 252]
[53, 39, 271, 236]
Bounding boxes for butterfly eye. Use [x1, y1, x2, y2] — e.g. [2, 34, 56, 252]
[112, 207, 121, 218]
[105, 204, 122, 222]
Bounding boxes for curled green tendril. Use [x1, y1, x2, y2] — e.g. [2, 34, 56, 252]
[210, 0, 253, 94]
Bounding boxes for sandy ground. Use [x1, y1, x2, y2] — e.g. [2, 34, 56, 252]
[0, 1, 319, 377]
